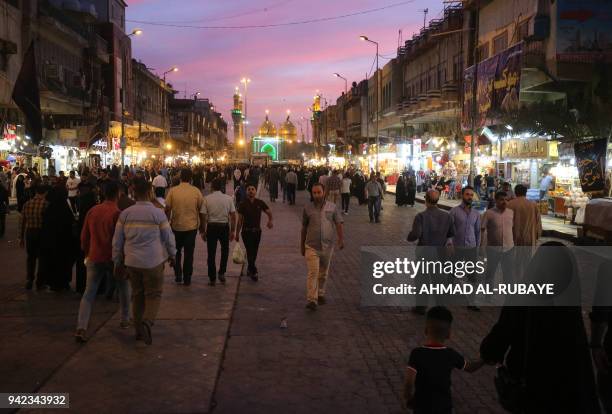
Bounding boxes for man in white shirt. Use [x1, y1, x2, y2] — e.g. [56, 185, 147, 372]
[341, 173, 352, 214]
[200, 178, 236, 286]
[152, 171, 168, 200]
[481, 191, 515, 284]
[233, 167, 242, 189]
[66, 170, 80, 210]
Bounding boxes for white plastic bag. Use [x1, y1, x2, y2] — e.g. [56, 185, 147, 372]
[232, 243, 246, 264]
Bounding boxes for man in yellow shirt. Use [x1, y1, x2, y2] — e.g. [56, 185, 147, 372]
[165, 168, 205, 286]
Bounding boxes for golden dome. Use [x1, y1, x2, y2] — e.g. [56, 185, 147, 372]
[258, 114, 277, 137]
[279, 115, 297, 141]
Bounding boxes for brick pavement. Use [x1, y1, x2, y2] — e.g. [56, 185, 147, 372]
[0, 188, 510, 413]
[213, 191, 505, 414]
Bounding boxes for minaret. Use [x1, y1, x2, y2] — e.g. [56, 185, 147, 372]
[231, 87, 245, 157]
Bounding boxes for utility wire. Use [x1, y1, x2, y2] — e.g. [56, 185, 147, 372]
[126, 0, 416, 30]
[132, 0, 295, 24]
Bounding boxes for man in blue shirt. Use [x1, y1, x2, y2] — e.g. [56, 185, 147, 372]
[539, 172, 553, 200]
[113, 177, 176, 345]
[449, 186, 481, 248]
[449, 186, 481, 311]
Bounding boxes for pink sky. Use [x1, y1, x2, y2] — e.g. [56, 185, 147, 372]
[127, 0, 442, 141]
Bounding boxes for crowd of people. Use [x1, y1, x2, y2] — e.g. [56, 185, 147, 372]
[1, 160, 609, 413]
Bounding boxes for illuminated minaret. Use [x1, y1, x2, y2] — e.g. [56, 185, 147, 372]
[231, 87, 245, 157]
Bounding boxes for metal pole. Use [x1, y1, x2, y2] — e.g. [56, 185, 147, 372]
[244, 81, 248, 159]
[121, 87, 126, 167]
[366, 72, 370, 171]
[344, 78, 348, 158]
[469, 0, 480, 187]
[375, 42, 379, 173]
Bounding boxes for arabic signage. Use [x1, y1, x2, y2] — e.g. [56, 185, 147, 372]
[2, 124, 17, 140]
[462, 43, 523, 129]
[557, 0, 612, 63]
[501, 138, 555, 159]
[574, 138, 607, 192]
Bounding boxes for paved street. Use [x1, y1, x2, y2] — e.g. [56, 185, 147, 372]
[1, 188, 506, 413]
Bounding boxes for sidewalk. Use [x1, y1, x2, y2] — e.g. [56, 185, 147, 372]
[0, 212, 244, 413]
[386, 184, 579, 241]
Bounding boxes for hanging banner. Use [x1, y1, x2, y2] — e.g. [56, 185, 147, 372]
[574, 138, 607, 192]
[462, 66, 475, 129]
[462, 43, 524, 129]
[476, 55, 498, 126]
[494, 43, 523, 113]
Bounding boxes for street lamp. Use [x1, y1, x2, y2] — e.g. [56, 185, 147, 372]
[193, 92, 201, 100]
[163, 66, 178, 82]
[334, 73, 349, 155]
[240, 77, 251, 158]
[128, 28, 143, 37]
[360, 35, 380, 172]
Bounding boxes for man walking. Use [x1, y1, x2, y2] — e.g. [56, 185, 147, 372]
[165, 168, 205, 286]
[233, 166, 242, 189]
[113, 178, 176, 345]
[481, 191, 515, 285]
[301, 183, 344, 310]
[66, 170, 80, 210]
[19, 185, 49, 290]
[341, 172, 352, 214]
[325, 170, 342, 206]
[200, 178, 236, 286]
[449, 186, 481, 311]
[152, 170, 168, 199]
[285, 168, 298, 205]
[407, 190, 455, 314]
[508, 184, 542, 280]
[75, 181, 129, 343]
[236, 184, 273, 281]
[365, 173, 383, 223]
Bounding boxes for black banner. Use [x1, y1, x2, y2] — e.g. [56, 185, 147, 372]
[11, 42, 42, 144]
[574, 138, 608, 192]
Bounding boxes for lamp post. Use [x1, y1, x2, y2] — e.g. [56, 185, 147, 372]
[360, 35, 380, 172]
[241, 77, 251, 159]
[192, 92, 201, 100]
[162, 66, 178, 83]
[119, 30, 142, 167]
[334, 73, 349, 158]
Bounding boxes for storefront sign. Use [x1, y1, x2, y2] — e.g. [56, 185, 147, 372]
[574, 138, 607, 192]
[463, 43, 523, 129]
[2, 124, 17, 140]
[112, 137, 121, 151]
[59, 128, 77, 142]
[92, 138, 108, 150]
[557, 0, 612, 63]
[501, 138, 550, 159]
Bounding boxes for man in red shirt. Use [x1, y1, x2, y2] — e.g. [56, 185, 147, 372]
[74, 181, 130, 343]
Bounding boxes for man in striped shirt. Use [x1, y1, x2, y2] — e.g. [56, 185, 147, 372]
[112, 178, 176, 345]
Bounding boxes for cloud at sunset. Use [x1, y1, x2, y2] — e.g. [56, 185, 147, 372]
[126, 0, 440, 140]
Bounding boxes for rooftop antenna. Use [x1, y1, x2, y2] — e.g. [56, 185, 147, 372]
[419, 8, 429, 30]
[398, 29, 403, 49]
